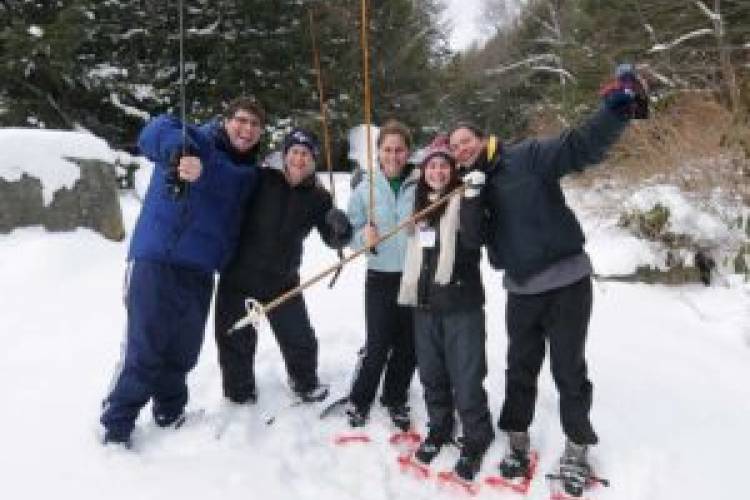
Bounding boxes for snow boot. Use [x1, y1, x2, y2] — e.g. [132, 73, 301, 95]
[346, 405, 368, 428]
[453, 441, 486, 482]
[498, 431, 531, 479]
[154, 411, 187, 429]
[226, 388, 257, 405]
[559, 440, 591, 498]
[414, 430, 449, 465]
[293, 381, 330, 403]
[103, 430, 132, 449]
[387, 404, 411, 432]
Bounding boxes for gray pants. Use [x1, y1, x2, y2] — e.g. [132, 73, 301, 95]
[414, 307, 494, 450]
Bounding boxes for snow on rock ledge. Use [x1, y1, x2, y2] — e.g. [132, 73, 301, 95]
[0, 128, 125, 241]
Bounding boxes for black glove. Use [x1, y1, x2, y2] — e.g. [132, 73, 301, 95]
[165, 143, 198, 199]
[325, 208, 353, 248]
[600, 64, 649, 120]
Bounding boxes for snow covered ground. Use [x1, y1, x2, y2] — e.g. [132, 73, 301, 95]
[1, 166, 749, 499]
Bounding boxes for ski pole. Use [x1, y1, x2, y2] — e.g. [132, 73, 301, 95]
[227, 183, 468, 334]
[169, 0, 190, 200]
[307, 8, 346, 289]
[359, 0, 377, 256]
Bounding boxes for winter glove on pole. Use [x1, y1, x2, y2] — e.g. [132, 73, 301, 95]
[462, 170, 486, 198]
[325, 207, 354, 249]
[166, 142, 198, 199]
[600, 63, 649, 120]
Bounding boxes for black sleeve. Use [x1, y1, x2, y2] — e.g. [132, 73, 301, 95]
[519, 106, 629, 180]
[458, 196, 485, 250]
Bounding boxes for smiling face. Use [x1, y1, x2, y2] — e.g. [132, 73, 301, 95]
[378, 133, 410, 179]
[449, 127, 485, 168]
[224, 110, 263, 153]
[423, 155, 454, 192]
[284, 144, 315, 186]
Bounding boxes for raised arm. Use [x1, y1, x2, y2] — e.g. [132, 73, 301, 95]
[521, 64, 648, 179]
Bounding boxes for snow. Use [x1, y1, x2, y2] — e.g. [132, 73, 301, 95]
[348, 124, 380, 171]
[647, 28, 714, 53]
[129, 83, 161, 102]
[188, 19, 221, 36]
[693, 1, 721, 22]
[625, 185, 732, 245]
[89, 64, 128, 79]
[1, 134, 749, 500]
[110, 92, 151, 121]
[28, 25, 43, 38]
[0, 128, 118, 205]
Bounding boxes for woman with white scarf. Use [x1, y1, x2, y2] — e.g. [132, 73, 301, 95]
[398, 138, 493, 483]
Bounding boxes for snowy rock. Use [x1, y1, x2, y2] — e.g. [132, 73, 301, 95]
[0, 129, 125, 241]
[0, 158, 125, 241]
[614, 184, 748, 283]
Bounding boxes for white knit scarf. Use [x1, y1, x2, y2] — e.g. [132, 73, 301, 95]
[398, 194, 461, 306]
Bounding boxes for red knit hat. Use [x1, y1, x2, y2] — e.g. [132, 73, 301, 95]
[420, 134, 455, 167]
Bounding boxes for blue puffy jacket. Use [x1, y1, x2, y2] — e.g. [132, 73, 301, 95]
[128, 114, 259, 273]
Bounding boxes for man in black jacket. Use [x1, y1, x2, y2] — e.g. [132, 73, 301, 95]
[448, 65, 647, 496]
[214, 128, 352, 404]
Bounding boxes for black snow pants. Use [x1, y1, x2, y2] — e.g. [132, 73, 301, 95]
[214, 282, 320, 402]
[414, 307, 494, 451]
[498, 277, 598, 445]
[349, 270, 416, 411]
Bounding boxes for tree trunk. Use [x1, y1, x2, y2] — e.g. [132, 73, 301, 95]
[713, 0, 741, 115]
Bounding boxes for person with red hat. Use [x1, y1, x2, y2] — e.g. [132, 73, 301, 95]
[398, 138, 493, 483]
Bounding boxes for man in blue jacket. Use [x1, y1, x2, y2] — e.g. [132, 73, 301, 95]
[100, 96, 265, 448]
[449, 66, 647, 496]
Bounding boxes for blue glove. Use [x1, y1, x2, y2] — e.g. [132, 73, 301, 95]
[601, 64, 649, 119]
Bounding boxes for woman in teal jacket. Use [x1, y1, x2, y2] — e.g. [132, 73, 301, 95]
[345, 120, 420, 430]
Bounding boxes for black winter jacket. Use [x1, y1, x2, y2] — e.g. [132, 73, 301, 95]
[219, 167, 346, 299]
[415, 197, 485, 312]
[477, 107, 629, 282]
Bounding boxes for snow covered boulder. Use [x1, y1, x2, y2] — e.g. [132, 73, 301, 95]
[0, 129, 125, 241]
[616, 185, 749, 284]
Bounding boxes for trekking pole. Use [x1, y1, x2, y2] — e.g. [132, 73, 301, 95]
[359, 0, 377, 255]
[308, 8, 335, 205]
[307, 8, 346, 289]
[167, 0, 189, 199]
[227, 184, 468, 334]
[179, 0, 186, 153]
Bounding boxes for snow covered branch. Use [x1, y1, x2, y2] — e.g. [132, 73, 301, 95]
[693, 1, 720, 22]
[647, 28, 714, 53]
[485, 53, 560, 75]
[529, 65, 576, 83]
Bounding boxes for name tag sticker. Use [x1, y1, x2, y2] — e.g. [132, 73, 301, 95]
[418, 226, 436, 248]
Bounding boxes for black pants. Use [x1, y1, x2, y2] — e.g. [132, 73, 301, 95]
[498, 277, 598, 445]
[214, 282, 320, 401]
[415, 307, 494, 451]
[349, 270, 416, 411]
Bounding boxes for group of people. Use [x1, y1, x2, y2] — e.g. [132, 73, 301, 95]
[100, 65, 647, 497]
